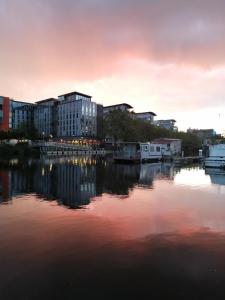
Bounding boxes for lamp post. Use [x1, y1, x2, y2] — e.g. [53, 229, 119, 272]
[42, 131, 45, 142]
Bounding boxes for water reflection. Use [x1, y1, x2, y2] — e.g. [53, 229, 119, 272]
[205, 168, 225, 186]
[1, 159, 225, 298]
[0, 158, 178, 208]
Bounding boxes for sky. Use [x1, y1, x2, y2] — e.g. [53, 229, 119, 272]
[1, 0, 225, 133]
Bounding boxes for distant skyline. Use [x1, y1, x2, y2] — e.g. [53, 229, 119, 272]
[1, 0, 225, 133]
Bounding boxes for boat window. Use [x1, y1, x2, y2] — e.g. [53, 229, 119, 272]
[156, 146, 161, 152]
[145, 146, 148, 151]
[150, 146, 154, 152]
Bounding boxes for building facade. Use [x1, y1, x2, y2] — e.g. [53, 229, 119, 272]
[154, 119, 177, 131]
[34, 98, 58, 138]
[152, 138, 182, 156]
[134, 111, 156, 124]
[13, 104, 35, 130]
[187, 128, 216, 140]
[103, 103, 133, 115]
[57, 92, 97, 138]
[0, 96, 32, 131]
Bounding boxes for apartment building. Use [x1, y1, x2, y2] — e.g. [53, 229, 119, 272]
[154, 119, 177, 131]
[134, 111, 156, 124]
[57, 92, 97, 138]
[0, 96, 32, 131]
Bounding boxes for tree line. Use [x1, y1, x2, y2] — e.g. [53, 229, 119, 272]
[103, 110, 203, 156]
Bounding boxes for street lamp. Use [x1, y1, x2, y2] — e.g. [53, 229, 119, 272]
[42, 131, 45, 142]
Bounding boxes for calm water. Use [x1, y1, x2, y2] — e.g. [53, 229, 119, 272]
[1, 157, 225, 299]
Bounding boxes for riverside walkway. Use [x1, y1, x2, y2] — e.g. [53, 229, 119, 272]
[31, 142, 105, 156]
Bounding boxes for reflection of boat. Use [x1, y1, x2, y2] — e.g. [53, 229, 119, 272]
[139, 163, 174, 186]
[204, 144, 225, 169]
[205, 168, 225, 185]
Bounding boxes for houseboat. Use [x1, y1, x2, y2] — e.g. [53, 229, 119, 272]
[204, 144, 225, 169]
[113, 142, 163, 163]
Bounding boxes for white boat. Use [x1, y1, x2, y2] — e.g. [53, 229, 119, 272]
[204, 144, 225, 169]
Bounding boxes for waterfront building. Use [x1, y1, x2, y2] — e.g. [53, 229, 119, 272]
[13, 104, 35, 130]
[34, 98, 58, 138]
[103, 103, 133, 115]
[57, 91, 97, 138]
[152, 138, 182, 156]
[187, 128, 216, 140]
[154, 119, 177, 131]
[97, 104, 104, 139]
[0, 96, 32, 131]
[134, 111, 156, 124]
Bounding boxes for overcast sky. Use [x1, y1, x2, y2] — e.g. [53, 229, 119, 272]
[1, 0, 225, 132]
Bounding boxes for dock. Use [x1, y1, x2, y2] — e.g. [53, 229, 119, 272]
[173, 156, 203, 166]
[31, 142, 105, 156]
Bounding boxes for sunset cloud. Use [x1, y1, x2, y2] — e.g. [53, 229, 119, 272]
[1, 0, 225, 131]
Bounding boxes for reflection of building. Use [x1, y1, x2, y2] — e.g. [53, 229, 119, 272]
[0, 159, 177, 208]
[205, 168, 225, 186]
[0, 170, 12, 203]
[139, 163, 175, 187]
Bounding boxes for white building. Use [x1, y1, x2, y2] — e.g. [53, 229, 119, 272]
[152, 138, 182, 156]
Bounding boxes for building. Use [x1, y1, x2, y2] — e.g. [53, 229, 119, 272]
[57, 91, 97, 139]
[154, 119, 177, 131]
[152, 138, 182, 156]
[134, 111, 156, 124]
[34, 98, 58, 138]
[103, 103, 133, 115]
[187, 128, 216, 140]
[97, 104, 104, 139]
[13, 104, 35, 130]
[0, 96, 32, 131]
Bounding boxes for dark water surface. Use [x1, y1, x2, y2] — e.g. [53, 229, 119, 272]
[1, 157, 225, 299]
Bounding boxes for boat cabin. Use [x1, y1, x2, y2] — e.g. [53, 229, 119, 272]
[114, 142, 163, 162]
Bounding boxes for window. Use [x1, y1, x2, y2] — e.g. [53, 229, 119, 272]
[150, 146, 155, 152]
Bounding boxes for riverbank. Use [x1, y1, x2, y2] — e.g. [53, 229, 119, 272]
[0, 144, 39, 158]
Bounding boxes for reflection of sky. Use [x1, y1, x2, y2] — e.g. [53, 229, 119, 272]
[174, 168, 211, 187]
[89, 168, 225, 239]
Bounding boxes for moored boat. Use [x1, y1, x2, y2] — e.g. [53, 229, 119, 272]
[204, 144, 225, 169]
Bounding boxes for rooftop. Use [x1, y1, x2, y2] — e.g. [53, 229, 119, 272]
[104, 103, 133, 109]
[36, 98, 59, 104]
[58, 91, 92, 98]
[152, 138, 181, 144]
[156, 119, 176, 122]
[135, 111, 157, 116]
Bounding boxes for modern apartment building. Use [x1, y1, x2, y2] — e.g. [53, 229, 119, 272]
[57, 92, 97, 138]
[34, 98, 58, 138]
[13, 104, 35, 130]
[134, 111, 156, 124]
[0, 91, 99, 140]
[154, 119, 177, 131]
[0, 96, 32, 131]
[103, 103, 133, 115]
